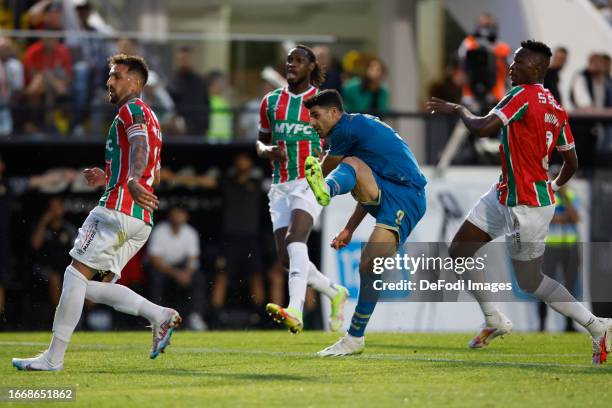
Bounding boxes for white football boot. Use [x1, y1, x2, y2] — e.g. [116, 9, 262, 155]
[317, 333, 365, 357]
[469, 311, 513, 349]
[150, 308, 182, 359]
[592, 318, 612, 365]
[12, 351, 63, 371]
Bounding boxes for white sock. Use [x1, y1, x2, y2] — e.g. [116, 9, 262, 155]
[534, 275, 603, 336]
[287, 242, 309, 313]
[47, 335, 68, 366]
[466, 269, 501, 323]
[307, 262, 339, 299]
[49, 265, 89, 364]
[86, 281, 165, 324]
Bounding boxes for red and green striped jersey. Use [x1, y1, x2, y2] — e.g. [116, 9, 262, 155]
[259, 86, 323, 184]
[490, 84, 575, 207]
[99, 98, 162, 224]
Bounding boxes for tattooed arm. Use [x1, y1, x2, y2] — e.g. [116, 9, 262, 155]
[126, 117, 159, 212]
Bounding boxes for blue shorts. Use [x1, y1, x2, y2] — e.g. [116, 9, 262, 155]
[358, 173, 426, 244]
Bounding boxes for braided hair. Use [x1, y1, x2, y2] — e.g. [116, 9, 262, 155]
[295, 44, 326, 87]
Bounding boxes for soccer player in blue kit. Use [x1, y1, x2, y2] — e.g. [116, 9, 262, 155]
[303, 90, 427, 356]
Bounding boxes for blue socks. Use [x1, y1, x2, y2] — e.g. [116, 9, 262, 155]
[347, 272, 380, 338]
[326, 162, 357, 197]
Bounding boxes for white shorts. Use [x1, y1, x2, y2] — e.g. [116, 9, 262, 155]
[268, 178, 322, 231]
[466, 184, 555, 261]
[69, 206, 151, 280]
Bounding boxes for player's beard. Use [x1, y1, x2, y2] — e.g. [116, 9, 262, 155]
[108, 89, 118, 105]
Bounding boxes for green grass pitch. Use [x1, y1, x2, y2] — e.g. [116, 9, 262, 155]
[1, 331, 611, 407]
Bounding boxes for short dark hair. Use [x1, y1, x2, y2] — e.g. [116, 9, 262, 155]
[108, 54, 149, 85]
[294, 44, 326, 87]
[555, 46, 568, 54]
[520, 40, 552, 58]
[303, 89, 344, 112]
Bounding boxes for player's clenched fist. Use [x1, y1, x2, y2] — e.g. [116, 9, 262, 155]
[331, 228, 353, 250]
[83, 167, 106, 187]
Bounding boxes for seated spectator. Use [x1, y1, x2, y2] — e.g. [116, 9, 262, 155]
[207, 70, 233, 141]
[31, 196, 76, 308]
[169, 46, 209, 137]
[147, 205, 207, 331]
[342, 57, 389, 115]
[0, 37, 24, 136]
[22, 31, 72, 134]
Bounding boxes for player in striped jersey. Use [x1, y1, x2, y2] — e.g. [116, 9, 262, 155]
[13, 55, 180, 372]
[256, 45, 349, 333]
[427, 40, 611, 364]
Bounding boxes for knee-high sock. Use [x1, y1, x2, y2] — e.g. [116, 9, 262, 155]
[307, 262, 339, 299]
[465, 268, 501, 323]
[347, 272, 379, 338]
[287, 242, 309, 313]
[326, 162, 357, 197]
[48, 265, 88, 364]
[86, 281, 165, 324]
[534, 275, 603, 336]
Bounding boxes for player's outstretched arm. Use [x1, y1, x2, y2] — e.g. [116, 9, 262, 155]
[552, 148, 578, 191]
[331, 204, 368, 250]
[426, 97, 503, 138]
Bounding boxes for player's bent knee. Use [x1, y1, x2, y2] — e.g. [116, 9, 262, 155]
[342, 156, 366, 173]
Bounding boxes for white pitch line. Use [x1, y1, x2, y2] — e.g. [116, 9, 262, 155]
[0, 341, 600, 369]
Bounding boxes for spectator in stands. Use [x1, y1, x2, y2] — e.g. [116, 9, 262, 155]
[313, 45, 343, 93]
[207, 70, 233, 140]
[24, 0, 62, 32]
[22, 8, 72, 135]
[64, 0, 114, 135]
[0, 154, 75, 318]
[210, 153, 266, 324]
[342, 57, 389, 114]
[601, 54, 612, 86]
[458, 12, 510, 114]
[239, 67, 285, 140]
[31, 196, 76, 308]
[544, 47, 568, 105]
[0, 37, 24, 136]
[169, 46, 210, 137]
[538, 165, 581, 332]
[570, 53, 611, 110]
[428, 59, 465, 104]
[570, 53, 612, 169]
[148, 205, 207, 331]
